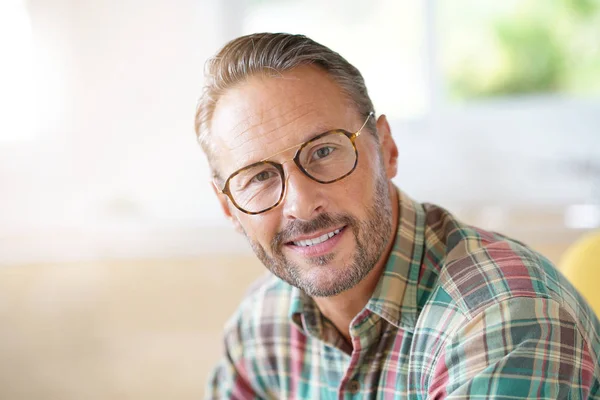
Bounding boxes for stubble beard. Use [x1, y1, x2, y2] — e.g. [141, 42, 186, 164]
[245, 169, 394, 298]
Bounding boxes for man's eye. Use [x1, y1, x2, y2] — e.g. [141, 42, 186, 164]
[313, 146, 335, 160]
[252, 170, 276, 183]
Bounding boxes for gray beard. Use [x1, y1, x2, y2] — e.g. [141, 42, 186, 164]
[245, 169, 394, 298]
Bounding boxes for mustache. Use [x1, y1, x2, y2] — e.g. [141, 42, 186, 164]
[272, 213, 356, 250]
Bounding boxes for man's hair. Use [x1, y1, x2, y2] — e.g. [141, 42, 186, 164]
[194, 32, 376, 169]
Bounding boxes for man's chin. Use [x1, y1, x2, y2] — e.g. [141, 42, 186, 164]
[285, 244, 351, 267]
[298, 280, 356, 298]
[301, 253, 338, 267]
[293, 266, 362, 297]
[250, 239, 363, 295]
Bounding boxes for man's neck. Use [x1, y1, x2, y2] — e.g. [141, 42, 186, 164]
[313, 186, 399, 345]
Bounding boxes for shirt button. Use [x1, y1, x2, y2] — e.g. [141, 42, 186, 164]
[348, 380, 360, 394]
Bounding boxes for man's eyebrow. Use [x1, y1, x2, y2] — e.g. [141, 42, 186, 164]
[299, 123, 337, 141]
[259, 123, 338, 162]
[222, 122, 340, 179]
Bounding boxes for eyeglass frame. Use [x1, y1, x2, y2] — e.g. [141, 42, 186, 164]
[213, 111, 375, 215]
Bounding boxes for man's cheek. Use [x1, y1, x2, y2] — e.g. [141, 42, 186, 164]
[243, 226, 269, 248]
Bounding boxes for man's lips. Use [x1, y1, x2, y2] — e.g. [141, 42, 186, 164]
[283, 226, 347, 258]
[285, 225, 346, 246]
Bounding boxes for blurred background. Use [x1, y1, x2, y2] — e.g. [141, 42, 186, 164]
[0, 0, 599, 398]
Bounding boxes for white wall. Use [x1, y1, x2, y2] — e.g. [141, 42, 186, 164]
[1, 1, 599, 265]
[1, 0, 239, 264]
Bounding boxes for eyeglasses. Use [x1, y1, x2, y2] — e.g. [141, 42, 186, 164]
[214, 112, 374, 215]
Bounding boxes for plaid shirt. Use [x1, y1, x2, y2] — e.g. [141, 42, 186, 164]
[206, 190, 600, 399]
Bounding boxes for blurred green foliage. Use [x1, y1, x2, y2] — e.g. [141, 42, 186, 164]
[445, 0, 600, 99]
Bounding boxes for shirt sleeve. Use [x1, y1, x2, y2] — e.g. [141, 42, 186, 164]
[428, 296, 597, 399]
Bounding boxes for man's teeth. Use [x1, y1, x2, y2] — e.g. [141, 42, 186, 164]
[292, 229, 342, 247]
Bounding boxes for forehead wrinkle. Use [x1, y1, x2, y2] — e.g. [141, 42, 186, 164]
[230, 119, 334, 173]
[226, 102, 281, 144]
[230, 104, 314, 146]
[226, 108, 317, 158]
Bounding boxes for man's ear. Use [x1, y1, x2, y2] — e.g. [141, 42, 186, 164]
[375, 114, 398, 179]
[211, 182, 244, 234]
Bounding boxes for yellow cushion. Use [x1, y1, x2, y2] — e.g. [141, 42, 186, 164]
[560, 231, 600, 317]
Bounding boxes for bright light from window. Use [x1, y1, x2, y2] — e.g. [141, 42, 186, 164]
[242, 0, 428, 120]
[0, 0, 36, 142]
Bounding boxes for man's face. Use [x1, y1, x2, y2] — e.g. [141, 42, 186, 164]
[211, 66, 398, 297]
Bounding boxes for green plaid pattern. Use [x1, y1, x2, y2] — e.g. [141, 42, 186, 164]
[206, 190, 600, 399]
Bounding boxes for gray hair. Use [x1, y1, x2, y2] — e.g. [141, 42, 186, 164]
[194, 32, 376, 169]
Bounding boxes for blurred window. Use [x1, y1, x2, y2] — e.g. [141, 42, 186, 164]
[241, 0, 600, 112]
[439, 0, 600, 101]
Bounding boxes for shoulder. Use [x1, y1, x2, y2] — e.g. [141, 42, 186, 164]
[442, 229, 556, 314]
[421, 203, 583, 320]
[416, 205, 600, 394]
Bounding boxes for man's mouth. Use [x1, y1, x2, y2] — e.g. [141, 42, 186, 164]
[289, 227, 344, 247]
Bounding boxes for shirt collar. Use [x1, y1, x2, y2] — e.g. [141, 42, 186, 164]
[289, 188, 427, 333]
[365, 189, 426, 330]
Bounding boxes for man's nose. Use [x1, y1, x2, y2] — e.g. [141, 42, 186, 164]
[281, 163, 328, 221]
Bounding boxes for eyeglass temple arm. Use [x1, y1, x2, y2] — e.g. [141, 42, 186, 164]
[354, 111, 375, 138]
[212, 177, 225, 193]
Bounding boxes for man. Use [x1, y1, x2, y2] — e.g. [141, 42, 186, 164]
[196, 33, 600, 399]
